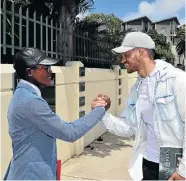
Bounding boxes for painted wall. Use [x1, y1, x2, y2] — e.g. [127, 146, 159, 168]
[0, 63, 137, 178]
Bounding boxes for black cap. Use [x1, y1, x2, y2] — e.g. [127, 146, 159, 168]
[13, 47, 59, 72]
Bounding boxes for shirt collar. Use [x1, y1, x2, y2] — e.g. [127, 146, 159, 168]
[20, 79, 42, 97]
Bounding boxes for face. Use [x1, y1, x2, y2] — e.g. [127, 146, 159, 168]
[121, 48, 141, 73]
[27, 65, 52, 86]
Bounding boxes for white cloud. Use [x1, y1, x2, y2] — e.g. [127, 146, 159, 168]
[122, 0, 185, 22]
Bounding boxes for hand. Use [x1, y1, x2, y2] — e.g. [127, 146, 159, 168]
[97, 94, 111, 111]
[168, 172, 185, 180]
[91, 97, 107, 110]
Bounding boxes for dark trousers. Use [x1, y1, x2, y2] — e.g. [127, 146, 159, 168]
[142, 158, 159, 180]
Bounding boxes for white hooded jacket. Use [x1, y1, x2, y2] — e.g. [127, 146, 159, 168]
[102, 60, 186, 180]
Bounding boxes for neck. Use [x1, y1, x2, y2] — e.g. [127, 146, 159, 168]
[138, 59, 155, 78]
[25, 78, 43, 90]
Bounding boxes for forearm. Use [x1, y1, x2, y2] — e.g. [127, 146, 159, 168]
[64, 107, 105, 142]
[28, 98, 105, 142]
[101, 112, 135, 137]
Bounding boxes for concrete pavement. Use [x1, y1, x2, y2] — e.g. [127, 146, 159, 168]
[61, 132, 135, 180]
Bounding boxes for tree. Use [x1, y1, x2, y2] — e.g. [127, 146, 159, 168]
[84, 13, 129, 46]
[2, 0, 94, 21]
[147, 30, 175, 64]
[176, 25, 185, 58]
[2, 0, 94, 41]
[1, 0, 95, 64]
[76, 13, 133, 66]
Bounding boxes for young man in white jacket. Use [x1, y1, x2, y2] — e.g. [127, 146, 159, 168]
[91, 32, 186, 180]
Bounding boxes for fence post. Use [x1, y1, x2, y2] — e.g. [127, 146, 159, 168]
[112, 65, 122, 116]
[65, 61, 85, 155]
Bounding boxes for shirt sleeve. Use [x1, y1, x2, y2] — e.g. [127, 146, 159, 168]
[173, 72, 186, 178]
[26, 97, 105, 142]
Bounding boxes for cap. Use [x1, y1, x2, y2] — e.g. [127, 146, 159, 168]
[112, 32, 155, 54]
[13, 47, 59, 72]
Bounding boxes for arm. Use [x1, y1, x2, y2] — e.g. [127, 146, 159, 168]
[101, 89, 138, 138]
[173, 73, 186, 178]
[26, 97, 106, 142]
[101, 104, 137, 138]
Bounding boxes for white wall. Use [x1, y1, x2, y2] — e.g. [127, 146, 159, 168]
[0, 63, 137, 178]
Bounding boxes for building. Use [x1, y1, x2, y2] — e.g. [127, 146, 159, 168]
[123, 16, 152, 32]
[152, 17, 180, 43]
[153, 17, 183, 67]
[123, 16, 180, 42]
[123, 16, 184, 67]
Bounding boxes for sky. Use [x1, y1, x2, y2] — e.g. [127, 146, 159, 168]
[87, 0, 185, 25]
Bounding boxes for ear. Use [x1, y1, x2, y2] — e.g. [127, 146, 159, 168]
[135, 49, 141, 60]
[26, 68, 32, 77]
[138, 48, 144, 57]
[137, 48, 145, 61]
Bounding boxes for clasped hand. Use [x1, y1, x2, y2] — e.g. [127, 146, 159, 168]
[91, 94, 111, 111]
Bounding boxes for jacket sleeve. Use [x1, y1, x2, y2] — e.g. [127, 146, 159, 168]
[26, 97, 105, 142]
[101, 89, 138, 138]
[173, 72, 186, 178]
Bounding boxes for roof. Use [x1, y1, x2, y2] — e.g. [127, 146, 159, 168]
[153, 17, 180, 25]
[123, 16, 152, 24]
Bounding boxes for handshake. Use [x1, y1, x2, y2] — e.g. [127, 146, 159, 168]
[91, 94, 111, 111]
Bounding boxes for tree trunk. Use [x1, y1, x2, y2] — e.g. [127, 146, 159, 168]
[58, 0, 75, 65]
